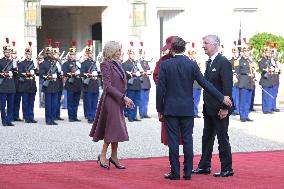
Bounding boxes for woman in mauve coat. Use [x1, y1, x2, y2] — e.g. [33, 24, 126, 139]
[153, 36, 182, 145]
[89, 41, 134, 170]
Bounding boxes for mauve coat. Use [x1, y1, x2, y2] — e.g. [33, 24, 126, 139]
[89, 60, 129, 143]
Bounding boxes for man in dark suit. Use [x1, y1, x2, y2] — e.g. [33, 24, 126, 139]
[156, 37, 232, 180]
[192, 34, 234, 177]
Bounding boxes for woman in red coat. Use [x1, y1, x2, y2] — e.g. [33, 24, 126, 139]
[153, 36, 182, 145]
[90, 41, 134, 169]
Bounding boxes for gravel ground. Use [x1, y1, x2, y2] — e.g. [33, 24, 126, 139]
[0, 101, 283, 164]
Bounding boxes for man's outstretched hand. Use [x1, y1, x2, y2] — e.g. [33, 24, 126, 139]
[223, 96, 232, 107]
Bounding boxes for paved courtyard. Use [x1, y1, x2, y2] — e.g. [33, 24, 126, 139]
[0, 96, 283, 164]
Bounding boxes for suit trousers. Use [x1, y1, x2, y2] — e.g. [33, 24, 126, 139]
[139, 89, 150, 117]
[126, 89, 141, 120]
[165, 116, 194, 177]
[232, 86, 239, 114]
[44, 92, 58, 123]
[67, 90, 81, 120]
[22, 92, 36, 121]
[83, 92, 99, 121]
[13, 92, 22, 120]
[0, 93, 15, 124]
[193, 88, 201, 116]
[198, 112, 233, 172]
[262, 87, 273, 113]
[239, 88, 252, 120]
[272, 84, 279, 110]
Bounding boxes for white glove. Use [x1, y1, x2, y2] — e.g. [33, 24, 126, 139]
[76, 61, 81, 68]
[270, 67, 275, 72]
[275, 68, 280, 73]
[60, 71, 64, 76]
[56, 62, 62, 72]
[136, 71, 141, 77]
[30, 70, 35, 76]
[233, 75, 238, 83]
[8, 71, 13, 77]
[52, 74, 57, 79]
[13, 60, 17, 68]
[75, 70, 80, 75]
[147, 70, 152, 75]
[92, 71, 98, 77]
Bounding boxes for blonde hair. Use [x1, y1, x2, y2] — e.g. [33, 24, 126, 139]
[103, 41, 121, 61]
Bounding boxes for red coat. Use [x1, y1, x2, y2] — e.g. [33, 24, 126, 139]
[89, 60, 129, 143]
[153, 54, 182, 145]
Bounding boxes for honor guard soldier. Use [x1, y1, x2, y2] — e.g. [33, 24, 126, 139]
[18, 42, 37, 123]
[62, 41, 82, 122]
[122, 41, 142, 122]
[81, 40, 100, 123]
[230, 41, 240, 115]
[258, 41, 274, 114]
[270, 43, 281, 112]
[52, 42, 64, 121]
[188, 42, 202, 118]
[39, 39, 60, 125]
[0, 38, 16, 126]
[236, 40, 255, 122]
[10, 41, 23, 121]
[137, 41, 152, 119]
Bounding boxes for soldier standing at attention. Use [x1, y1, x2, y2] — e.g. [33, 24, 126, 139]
[53, 42, 64, 121]
[258, 41, 274, 114]
[230, 41, 240, 115]
[18, 42, 37, 123]
[122, 42, 142, 122]
[39, 39, 59, 125]
[81, 40, 100, 123]
[137, 42, 152, 119]
[188, 42, 203, 118]
[10, 41, 23, 121]
[236, 44, 255, 122]
[62, 41, 82, 122]
[0, 38, 16, 126]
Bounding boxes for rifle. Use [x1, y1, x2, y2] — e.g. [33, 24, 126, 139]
[83, 60, 98, 85]
[68, 61, 80, 84]
[19, 60, 35, 82]
[0, 59, 13, 85]
[43, 63, 58, 87]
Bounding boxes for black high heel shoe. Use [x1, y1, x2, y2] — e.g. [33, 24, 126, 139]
[97, 154, 109, 169]
[109, 157, 126, 169]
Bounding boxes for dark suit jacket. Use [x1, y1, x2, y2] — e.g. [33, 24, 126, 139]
[156, 55, 224, 116]
[203, 53, 233, 116]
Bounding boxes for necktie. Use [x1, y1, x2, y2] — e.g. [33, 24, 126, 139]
[205, 59, 212, 79]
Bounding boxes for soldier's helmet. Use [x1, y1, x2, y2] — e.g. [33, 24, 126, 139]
[3, 38, 11, 53]
[85, 40, 93, 54]
[232, 41, 239, 53]
[138, 41, 144, 55]
[69, 41, 77, 55]
[10, 41, 17, 54]
[188, 42, 196, 55]
[262, 41, 271, 52]
[127, 41, 135, 55]
[25, 41, 33, 55]
[52, 42, 60, 55]
[45, 39, 53, 54]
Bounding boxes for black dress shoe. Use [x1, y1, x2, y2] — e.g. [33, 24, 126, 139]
[192, 167, 211, 175]
[14, 118, 23, 122]
[183, 175, 191, 180]
[240, 119, 246, 122]
[30, 120, 38, 123]
[133, 118, 141, 121]
[74, 118, 81, 122]
[164, 172, 180, 180]
[109, 157, 126, 169]
[213, 170, 234, 177]
[142, 115, 151, 118]
[56, 117, 64, 121]
[246, 118, 253, 121]
[7, 122, 15, 126]
[52, 121, 58, 125]
[273, 108, 280, 112]
[25, 120, 31, 123]
[46, 122, 53, 125]
[128, 119, 134, 122]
